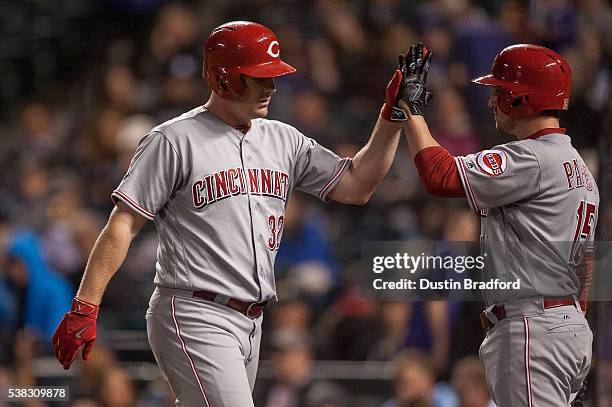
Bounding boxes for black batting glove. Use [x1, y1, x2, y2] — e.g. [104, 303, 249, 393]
[397, 42, 433, 116]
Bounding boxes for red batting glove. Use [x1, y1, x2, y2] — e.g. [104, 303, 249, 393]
[380, 69, 406, 122]
[52, 298, 99, 370]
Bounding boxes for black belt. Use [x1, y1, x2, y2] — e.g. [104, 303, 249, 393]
[480, 296, 576, 331]
[192, 290, 269, 319]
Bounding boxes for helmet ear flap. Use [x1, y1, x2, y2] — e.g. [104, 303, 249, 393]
[221, 73, 244, 100]
[510, 95, 526, 108]
[498, 88, 534, 119]
[208, 69, 243, 100]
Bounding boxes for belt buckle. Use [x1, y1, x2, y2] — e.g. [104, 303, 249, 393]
[246, 303, 261, 319]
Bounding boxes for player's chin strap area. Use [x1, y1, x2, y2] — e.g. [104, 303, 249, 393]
[157, 286, 269, 319]
[480, 296, 581, 331]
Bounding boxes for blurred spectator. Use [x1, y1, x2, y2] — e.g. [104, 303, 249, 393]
[7, 160, 52, 229]
[418, 201, 449, 240]
[430, 88, 480, 156]
[317, 289, 451, 372]
[448, 1, 518, 138]
[269, 298, 312, 335]
[255, 329, 351, 407]
[307, 38, 341, 94]
[137, 378, 176, 407]
[148, 4, 199, 66]
[527, 0, 576, 51]
[43, 207, 104, 282]
[367, 301, 412, 361]
[2, 229, 73, 344]
[116, 114, 155, 171]
[72, 345, 119, 399]
[441, 208, 478, 243]
[368, 301, 450, 375]
[16, 101, 62, 162]
[596, 301, 612, 405]
[420, 24, 452, 91]
[98, 367, 137, 407]
[276, 193, 339, 305]
[104, 65, 138, 114]
[381, 349, 457, 407]
[440, 209, 486, 368]
[451, 357, 495, 407]
[0, 329, 47, 407]
[563, 26, 607, 148]
[575, 0, 612, 56]
[263, 298, 312, 357]
[315, 283, 378, 360]
[314, 0, 367, 55]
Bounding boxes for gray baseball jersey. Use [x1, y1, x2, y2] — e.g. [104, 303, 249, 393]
[112, 106, 351, 407]
[454, 129, 599, 305]
[455, 128, 598, 407]
[112, 106, 350, 302]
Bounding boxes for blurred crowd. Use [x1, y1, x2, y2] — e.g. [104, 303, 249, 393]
[0, 0, 611, 406]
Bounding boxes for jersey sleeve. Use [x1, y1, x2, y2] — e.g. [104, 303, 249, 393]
[453, 142, 541, 212]
[293, 134, 351, 202]
[111, 131, 182, 220]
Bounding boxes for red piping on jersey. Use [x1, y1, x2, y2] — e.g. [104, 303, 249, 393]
[171, 296, 211, 407]
[455, 157, 480, 212]
[413, 147, 465, 197]
[319, 158, 351, 201]
[524, 317, 533, 407]
[112, 190, 155, 220]
[524, 127, 566, 140]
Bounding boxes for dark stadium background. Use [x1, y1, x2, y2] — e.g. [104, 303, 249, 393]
[0, 1, 610, 406]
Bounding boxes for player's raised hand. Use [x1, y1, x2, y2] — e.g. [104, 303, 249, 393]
[52, 298, 99, 370]
[398, 42, 433, 116]
[380, 69, 408, 122]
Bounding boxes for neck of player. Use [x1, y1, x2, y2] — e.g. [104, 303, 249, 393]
[204, 93, 253, 128]
[513, 115, 561, 140]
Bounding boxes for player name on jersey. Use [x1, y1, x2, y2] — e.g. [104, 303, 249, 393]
[562, 159, 595, 191]
[192, 167, 290, 208]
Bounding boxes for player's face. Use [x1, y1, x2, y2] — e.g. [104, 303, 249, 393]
[238, 75, 277, 118]
[489, 87, 518, 135]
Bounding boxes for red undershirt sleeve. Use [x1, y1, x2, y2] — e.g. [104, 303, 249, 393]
[413, 146, 465, 198]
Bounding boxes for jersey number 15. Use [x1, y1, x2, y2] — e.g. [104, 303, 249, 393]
[570, 200, 597, 266]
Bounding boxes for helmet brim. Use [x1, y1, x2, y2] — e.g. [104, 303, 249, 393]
[471, 74, 531, 93]
[471, 74, 502, 86]
[241, 61, 296, 78]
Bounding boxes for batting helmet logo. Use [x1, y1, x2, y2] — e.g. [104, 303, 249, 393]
[204, 21, 296, 100]
[477, 150, 507, 176]
[471, 44, 572, 119]
[266, 41, 280, 58]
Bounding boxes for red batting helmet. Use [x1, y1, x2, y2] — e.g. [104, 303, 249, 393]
[204, 21, 296, 100]
[472, 44, 572, 119]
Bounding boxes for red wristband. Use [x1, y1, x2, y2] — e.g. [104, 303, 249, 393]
[71, 298, 99, 319]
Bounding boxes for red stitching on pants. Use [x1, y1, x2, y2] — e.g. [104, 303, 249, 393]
[524, 317, 533, 407]
[172, 296, 211, 407]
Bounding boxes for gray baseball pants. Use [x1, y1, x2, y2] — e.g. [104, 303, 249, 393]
[146, 287, 263, 406]
[480, 299, 592, 407]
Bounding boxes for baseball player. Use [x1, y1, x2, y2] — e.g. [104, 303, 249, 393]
[51, 21, 406, 406]
[395, 43, 599, 406]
